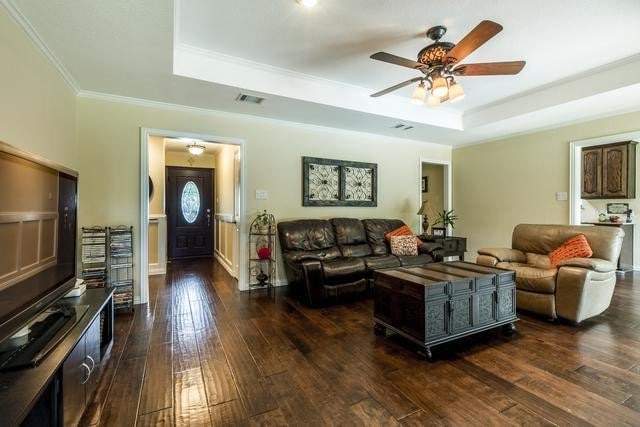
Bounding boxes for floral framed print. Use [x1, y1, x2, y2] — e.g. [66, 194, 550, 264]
[302, 156, 377, 206]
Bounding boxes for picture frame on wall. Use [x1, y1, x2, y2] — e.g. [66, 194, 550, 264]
[302, 156, 377, 207]
[431, 227, 446, 237]
[421, 176, 428, 193]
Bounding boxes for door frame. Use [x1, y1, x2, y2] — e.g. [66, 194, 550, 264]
[418, 157, 452, 234]
[166, 166, 215, 260]
[569, 130, 640, 225]
[140, 128, 246, 304]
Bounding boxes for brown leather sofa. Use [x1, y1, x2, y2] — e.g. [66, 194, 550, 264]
[477, 224, 624, 323]
[278, 218, 441, 306]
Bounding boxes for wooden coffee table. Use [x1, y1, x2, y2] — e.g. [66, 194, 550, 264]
[373, 261, 518, 359]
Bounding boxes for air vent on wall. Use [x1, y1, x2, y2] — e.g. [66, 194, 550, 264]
[391, 123, 414, 131]
[235, 93, 265, 104]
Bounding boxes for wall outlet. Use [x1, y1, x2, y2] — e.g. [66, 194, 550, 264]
[556, 191, 568, 201]
[255, 190, 268, 200]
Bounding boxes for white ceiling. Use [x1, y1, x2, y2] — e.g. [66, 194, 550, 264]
[7, 0, 640, 145]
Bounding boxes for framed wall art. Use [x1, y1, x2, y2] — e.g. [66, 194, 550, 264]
[421, 176, 428, 193]
[302, 156, 377, 207]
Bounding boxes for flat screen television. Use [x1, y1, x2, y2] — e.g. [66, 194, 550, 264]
[0, 142, 78, 345]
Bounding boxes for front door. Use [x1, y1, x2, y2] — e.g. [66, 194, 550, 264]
[167, 167, 213, 259]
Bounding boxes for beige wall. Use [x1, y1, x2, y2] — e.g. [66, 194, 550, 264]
[77, 96, 451, 292]
[165, 151, 215, 168]
[453, 111, 640, 262]
[215, 145, 238, 216]
[421, 163, 444, 233]
[0, 7, 77, 169]
[148, 136, 165, 215]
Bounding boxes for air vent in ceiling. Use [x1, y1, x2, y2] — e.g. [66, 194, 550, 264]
[391, 123, 414, 131]
[235, 93, 265, 104]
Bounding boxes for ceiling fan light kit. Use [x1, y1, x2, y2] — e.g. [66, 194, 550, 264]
[431, 76, 449, 98]
[369, 20, 525, 107]
[448, 80, 465, 102]
[411, 81, 427, 105]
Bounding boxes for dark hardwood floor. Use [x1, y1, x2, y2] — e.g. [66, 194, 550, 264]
[83, 259, 640, 426]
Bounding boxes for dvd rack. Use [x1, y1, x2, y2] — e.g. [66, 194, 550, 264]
[81, 227, 107, 289]
[108, 226, 134, 311]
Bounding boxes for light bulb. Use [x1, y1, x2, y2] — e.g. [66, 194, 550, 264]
[431, 76, 448, 98]
[187, 144, 205, 156]
[427, 94, 441, 108]
[448, 81, 465, 102]
[297, 0, 318, 7]
[410, 82, 427, 105]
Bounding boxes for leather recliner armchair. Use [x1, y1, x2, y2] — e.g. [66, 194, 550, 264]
[278, 218, 441, 306]
[477, 224, 624, 323]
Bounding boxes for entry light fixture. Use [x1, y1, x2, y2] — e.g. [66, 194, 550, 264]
[187, 142, 205, 156]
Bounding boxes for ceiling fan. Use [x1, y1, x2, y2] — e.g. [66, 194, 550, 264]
[370, 20, 525, 106]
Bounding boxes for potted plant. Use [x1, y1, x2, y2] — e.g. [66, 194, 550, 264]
[433, 209, 458, 236]
[255, 210, 271, 233]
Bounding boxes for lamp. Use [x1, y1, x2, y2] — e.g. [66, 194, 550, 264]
[448, 80, 465, 102]
[416, 200, 434, 234]
[410, 81, 427, 105]
[187, 143, 205, 156]
[431, 76, 448, 98]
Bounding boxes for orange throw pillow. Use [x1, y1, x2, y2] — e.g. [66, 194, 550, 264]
[548, 234, 593, 268]
[385, 225, 422, 247]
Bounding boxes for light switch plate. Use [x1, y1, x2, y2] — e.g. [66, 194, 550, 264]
[556, 191, 568, 201]
[255, 190, 268, 200]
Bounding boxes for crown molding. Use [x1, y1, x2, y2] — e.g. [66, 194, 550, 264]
[2, 0, 79, 93]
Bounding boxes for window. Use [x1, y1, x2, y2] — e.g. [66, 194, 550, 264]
[181, 181, 200, 223]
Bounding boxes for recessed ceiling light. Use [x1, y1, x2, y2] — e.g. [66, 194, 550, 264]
[297, 0, 318, 8]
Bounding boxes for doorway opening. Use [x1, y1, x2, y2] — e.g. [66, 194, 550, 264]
[139, 129, 246, 305]
[418, 158, 452, 236]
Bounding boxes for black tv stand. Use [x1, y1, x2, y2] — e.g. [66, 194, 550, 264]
[0, 288, 114, 426]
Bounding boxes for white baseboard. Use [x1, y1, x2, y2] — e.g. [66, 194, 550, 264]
[148, 263, 166, 276]
[214, 250, 236, 278]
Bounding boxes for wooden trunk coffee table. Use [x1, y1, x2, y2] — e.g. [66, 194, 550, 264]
[373, 261, 518, 359]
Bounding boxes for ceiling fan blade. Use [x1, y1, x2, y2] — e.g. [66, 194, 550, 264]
[370, 52, 425, 70]
[443, 20, 503, 65]
[453, 61, 526, 76]
[370, 77, 423, 97]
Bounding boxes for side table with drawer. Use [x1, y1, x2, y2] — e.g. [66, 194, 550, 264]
[420, 236, 467, 260]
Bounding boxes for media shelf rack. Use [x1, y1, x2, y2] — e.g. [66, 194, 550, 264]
[108, 226, 134, 311]
[81, 227, 107, 289]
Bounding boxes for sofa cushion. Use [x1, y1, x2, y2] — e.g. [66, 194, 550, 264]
[512, 224, 620, 263]
[548, 234, 593, 267]
[330, 218, 372, 258]
[526, 252, 552, 269]
[321, 257, 366, 286]
[363, 255, 401, 272]
[278, 219, 338, 251]
[362, 219, 406, 256]
[390, 235, 419, 256]
[497, 262, 558, 294]
[385, 225, 422, 246]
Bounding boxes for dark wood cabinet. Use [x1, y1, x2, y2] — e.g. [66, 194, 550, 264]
[63, 315, 101, 425]
[0, 289, 114, 426]
[582, 141, 636, 199]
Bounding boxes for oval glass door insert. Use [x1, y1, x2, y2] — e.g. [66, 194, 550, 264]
[181, 181, 200, 223]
